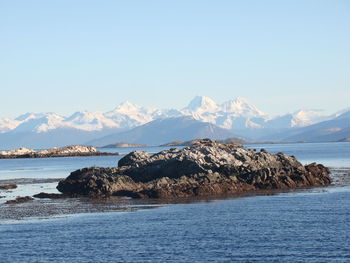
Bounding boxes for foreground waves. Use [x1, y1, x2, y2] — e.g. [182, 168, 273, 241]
[0, 142, 349, 262]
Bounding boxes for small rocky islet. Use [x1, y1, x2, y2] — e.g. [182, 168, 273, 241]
[56, 139, 331, 199]
[0, 145, 118, 159]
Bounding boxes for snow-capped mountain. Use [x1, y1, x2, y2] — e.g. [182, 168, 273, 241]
[0, 118, 20, 133]
[220, 97, 265, 116]
[2, 102, 161, 135]
[9, 113, 65, 133]
[182, 96, 220, 115]
[266, 109, 350, 142]
[3, 96, 330, 135]
[293, 109, 328, 127]
[63, 111, 119, 131]
[263, 109, 330, 130]
[104, 101, 158, 129]
[290, 109, 328, 127]
[88, 116, 238, 147]
[0, 96, 348, 148]
[181, 96, 267, 130]
[181, 97, 330, 131]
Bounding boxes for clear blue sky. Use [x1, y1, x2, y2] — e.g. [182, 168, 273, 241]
[1, 0, 349, 118]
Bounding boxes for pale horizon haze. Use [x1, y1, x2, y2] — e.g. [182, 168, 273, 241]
[1, 0, 349, 118]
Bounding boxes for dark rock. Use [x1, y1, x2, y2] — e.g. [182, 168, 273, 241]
[33, 192, 68, 199]
[5, 196, 34, 204]
[57, 139, 331, 199]
[0, 184, 17, 190]
[118, 151, 150, 168]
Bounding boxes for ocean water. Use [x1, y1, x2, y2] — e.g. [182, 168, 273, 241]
[245, 142, 350, 168]
[0, 142, 350, 262]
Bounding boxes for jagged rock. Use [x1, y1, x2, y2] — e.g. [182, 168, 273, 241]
[117, 151, 150, 168]
[57, 139, 331, 199]
[0, 145, 119, 159]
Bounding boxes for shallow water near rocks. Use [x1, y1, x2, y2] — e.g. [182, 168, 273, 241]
[0, 142, 350, 262]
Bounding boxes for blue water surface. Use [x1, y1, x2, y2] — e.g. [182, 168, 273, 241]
[245, 142, 350, 167]
[0, 142, 350, 263]
[1, 188, 350, 263]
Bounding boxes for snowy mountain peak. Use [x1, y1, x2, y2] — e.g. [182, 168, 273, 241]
[9, 113, 64, 133]
[113, 101, 141, 114]
[0, 96, 346, 141]
[221, 97, 265, 116]
[36, 114, 66, 133]
[66, 111, 100, 122]
[234, 96, 249, 103]
[15, 112, 45, 122]
[63, 111, 119, 131]
[0, 118, 21, 133]
[290, 109, 327, 127]
[183, 96, 219, 113]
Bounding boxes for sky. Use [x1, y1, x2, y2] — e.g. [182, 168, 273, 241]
[1, 0, 349, 118]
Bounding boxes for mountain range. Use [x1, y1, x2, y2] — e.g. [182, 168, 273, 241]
[0, 96, 349, 149]
[88, 116, 238, 147]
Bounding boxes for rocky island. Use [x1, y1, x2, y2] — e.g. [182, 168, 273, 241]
[0, 145, 118, 159]
[160, 137, 246, 147]
[56, 139, 331, 199]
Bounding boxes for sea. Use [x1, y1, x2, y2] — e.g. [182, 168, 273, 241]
[0, 142, 349, 263]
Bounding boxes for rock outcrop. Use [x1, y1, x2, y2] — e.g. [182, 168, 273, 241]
[5, 196, 34, 204]
[0, 184, 17, 190]
[57, 139, 331, 199]
[0, 145, 118, 159]
[33, 192, 68, 199]
[0, 148, 35, 156]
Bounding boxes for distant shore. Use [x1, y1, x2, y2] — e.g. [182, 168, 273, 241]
[101, 143, 147, 148]
[0, 145, 119, 159]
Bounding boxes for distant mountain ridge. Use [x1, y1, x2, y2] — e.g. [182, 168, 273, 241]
[0, 96, 348, 148]
[0, 96, 334, 134]
[274, 110, 350, 142]
[88, 116, 239, 146]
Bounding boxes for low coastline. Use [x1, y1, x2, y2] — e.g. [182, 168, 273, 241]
[0, 145, 119, 159]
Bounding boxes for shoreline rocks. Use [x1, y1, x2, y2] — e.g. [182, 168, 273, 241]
[0, 145, 118, 159]
[0, 184, 17, 190]
[5, 196, 34, 204]
[33, 192, 69, 199]
[57, 139, 331, 199]
[160, 138, 245, 147]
